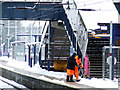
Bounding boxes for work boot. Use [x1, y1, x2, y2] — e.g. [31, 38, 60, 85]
[66, 75, 70, 82]
[70, 75, 75, 82]
[76, 79, 80, 82]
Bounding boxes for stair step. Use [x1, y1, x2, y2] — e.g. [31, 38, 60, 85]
[50, 49, 69, 52]
[50, 44, 71, 46]
[90, 74, 102, 78]
[89, 59, 102, 61]
[50, 55, 69, 57]
[90, 64, 102, 66]
[90, 65, 102, 67]
[52, 38, 69, 41]
[90, 71, 102, 73]
[87, 51, 102, 53]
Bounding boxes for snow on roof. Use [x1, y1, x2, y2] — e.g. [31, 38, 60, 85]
[74, 0, 118, 30]
[0, 0, 62, 2]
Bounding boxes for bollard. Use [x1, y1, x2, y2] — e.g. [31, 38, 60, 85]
[25, 54, 27, 62]
[0, 49, 2, 57]
[8, 52, 10, 58]
[47, 58, 50, 71]
[3, 44, 6, 56]
[30, 56, 32, 67]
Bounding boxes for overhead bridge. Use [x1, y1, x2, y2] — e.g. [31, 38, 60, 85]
[0, 1, 65, 20]
[0, 0, 88, 74]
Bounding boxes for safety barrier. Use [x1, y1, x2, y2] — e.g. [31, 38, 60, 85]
[102, 46, 120, 80]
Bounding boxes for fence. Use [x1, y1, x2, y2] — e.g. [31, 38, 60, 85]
[102, 46, 120, 84]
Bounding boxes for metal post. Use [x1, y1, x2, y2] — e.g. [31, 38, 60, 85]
[25, 54, 27, 62]
[47, 21, 51, 71]
[8, 20, 10, 58]
[30, 56, 32, 67]
[15, 20, 17, 41]
[3, 43, 5, 56]
[33, 36, 37, 65]
[28, 45, 31, 66]
[39, 49, 41, 65]
[0, 20, 2, 56]
[102, 47, 105, 80]
[30, 23, 32, 43]
[118, 49, 120, 88]
[118, 48, 119, 77]
[109, 21, 113, 80]
[12, 44, 16, 60]
[33, 45, 36, 65]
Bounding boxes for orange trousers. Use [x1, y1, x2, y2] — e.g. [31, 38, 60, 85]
[67, 69, 74, 76]
[75, 66, 79, 80]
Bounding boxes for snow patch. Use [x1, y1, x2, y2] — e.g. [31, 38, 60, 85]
[0, 57, 118, 88]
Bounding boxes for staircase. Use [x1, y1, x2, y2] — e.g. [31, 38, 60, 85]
[87, 30, 110, 78]
[41, 21, 71, 71]
[40, 0, 88, 71]
[50, 21, 71, 60]
[50, 21, 71, 71]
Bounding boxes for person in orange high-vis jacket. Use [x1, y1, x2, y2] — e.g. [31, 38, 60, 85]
[66, 53, 77, 82]
[75, 55, 83, 81]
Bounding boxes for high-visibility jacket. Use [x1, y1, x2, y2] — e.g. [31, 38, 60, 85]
[75, 55, 83, 68]
[74, 55, 83, 80]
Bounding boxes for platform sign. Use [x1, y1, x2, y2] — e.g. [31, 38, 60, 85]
[107, 56, 117, 65]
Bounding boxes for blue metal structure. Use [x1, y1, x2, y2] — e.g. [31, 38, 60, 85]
[114, 2, 120, 15]
[0, 1, 83, 71]
[0, 1, 77, 50]
[98, 23, 120, 44]
[1, 1, 64, 20]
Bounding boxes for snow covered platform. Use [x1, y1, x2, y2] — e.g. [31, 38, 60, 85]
[0, 57, 118, 89]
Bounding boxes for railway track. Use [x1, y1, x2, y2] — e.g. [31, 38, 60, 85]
[0, 76, 29, 90]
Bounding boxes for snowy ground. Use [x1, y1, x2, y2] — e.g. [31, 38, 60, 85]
[0, 79, 14, 88]
[0, 56, 118, 89]
[0, 76, 26, 89]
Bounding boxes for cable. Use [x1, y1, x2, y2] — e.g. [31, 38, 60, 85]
[74, 0, 97, 4]
[30, 10, 63, 20]
[34, 4, 62, 18]
[78, 0, 110, 7]
[28, 4, 63, 19]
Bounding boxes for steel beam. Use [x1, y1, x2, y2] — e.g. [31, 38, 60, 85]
[0, 1, 64, 20]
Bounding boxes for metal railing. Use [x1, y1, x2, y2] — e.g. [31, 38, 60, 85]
[102, 46, 120, 80]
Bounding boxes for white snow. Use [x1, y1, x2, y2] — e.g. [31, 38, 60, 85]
[0, 56, 118, 88]
[0, 76, 26, 88]
[78, 78, 118, 88]
[0, 79, 14, 88]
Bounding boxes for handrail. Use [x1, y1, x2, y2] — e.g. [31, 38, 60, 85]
[62, 0, 88, 58]
[39, 21, 49, 52]
[84, 53, 90, 77]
